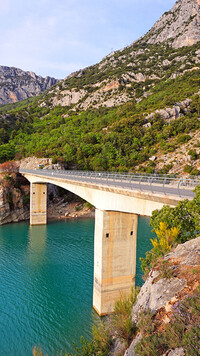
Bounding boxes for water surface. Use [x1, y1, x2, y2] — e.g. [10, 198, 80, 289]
[0, 216, 154, 355]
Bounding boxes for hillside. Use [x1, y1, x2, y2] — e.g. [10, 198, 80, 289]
[0, 66, 58, 105]
[0, 0, 200, 175]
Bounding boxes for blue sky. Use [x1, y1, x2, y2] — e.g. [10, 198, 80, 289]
[0, 0, 175, 79]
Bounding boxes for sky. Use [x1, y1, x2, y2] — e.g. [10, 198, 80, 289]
[0, 0, 175, 79]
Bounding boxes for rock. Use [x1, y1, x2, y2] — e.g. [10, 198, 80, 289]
[52, 88, 87, 107]
[149, 156, 157, 162]
[124, 334, 142, 356]
[65, 211, 69, 216]
[162, 347, 185, 356]
[110, 338, 126, 356]
[144, 0, 200, 49]
[132, 270, 186, 323]
[165, 236, 200, 266]
[0, 184, 30, 225]
[146, 98, 192, 122]
[0, 66, 58, 105]
[143, 122, 151, 128]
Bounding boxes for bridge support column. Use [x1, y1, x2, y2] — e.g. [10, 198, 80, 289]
[30, 183, 47, 225]
[93, 209, 138, 315]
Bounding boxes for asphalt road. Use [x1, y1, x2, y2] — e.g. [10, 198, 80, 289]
[20, 169, 197, 199]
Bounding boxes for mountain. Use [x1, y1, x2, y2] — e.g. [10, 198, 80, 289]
[44, 0, 200, 111]
[0, 0, 200, 176]
[142, 0, 200, 48]
[0, 66, 58, 105]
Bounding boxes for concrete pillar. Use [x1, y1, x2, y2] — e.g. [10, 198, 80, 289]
[30, 183, 47, 225]
[93, 209, 138, 315]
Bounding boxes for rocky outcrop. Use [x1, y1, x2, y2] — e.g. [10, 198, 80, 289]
[0, 185, 30, 225]
[0, 66, 58, 105]
[35, 0, 200, 112]
[132, 273, 187, 324]
[125, 236, 200, 355]
[143, 0, 200, 48]
[52, 88, 87, 107]
[145, 97, 193, 122]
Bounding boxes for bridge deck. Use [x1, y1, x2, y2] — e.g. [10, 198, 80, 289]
[19, 169, 199, 200]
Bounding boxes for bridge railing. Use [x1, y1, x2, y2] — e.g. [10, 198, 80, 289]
[19, 168, 199, 198]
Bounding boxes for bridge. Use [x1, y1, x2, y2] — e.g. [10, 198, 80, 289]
[19, 169, 198, 315]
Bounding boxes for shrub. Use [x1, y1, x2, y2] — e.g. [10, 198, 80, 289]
[111, 290, 138, 346]
[177, 134, 191, 144]
[184, 164, 192, 173]
[85, 202, 94, 209]
[140, 222, 179, 275]
[190, 168, 200, 176]
[188, 149, 199, 160]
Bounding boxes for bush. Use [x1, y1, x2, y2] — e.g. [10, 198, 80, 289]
[140, 222, 179, 275]
[177, 134, 191, 144]
[111, 290, 138, 346]
[184, 164, 192, 173]
[188, 149, 199, 160]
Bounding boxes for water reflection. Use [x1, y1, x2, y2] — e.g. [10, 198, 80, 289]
[28, 225, 47, 265]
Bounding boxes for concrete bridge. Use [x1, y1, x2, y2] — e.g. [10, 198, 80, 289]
[19, 169, 198, 315]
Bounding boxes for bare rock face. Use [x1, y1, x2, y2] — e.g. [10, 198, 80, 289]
[165, 236, 200, 266]
[0, 66, 58, 105]
[0, 185, 30, 225]
[131, 272, 186, 323]
[143, 0, 200, 48]
[162, 348, 185, 356]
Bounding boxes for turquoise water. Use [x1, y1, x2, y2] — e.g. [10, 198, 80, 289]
[0, 216, 153, 355]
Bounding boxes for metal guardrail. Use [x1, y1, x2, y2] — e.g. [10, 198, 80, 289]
[19, 168, 199, 199]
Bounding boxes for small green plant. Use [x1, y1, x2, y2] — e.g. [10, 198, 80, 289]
[177, 134, 191, 144]
[111, 289, 138, 346]
[75, 205, 82, 211]
[138, 310, 155, 336]
[23, 195, 30, 206]
[184, 164, 192, 173]
[140, 222, 179, 276]
[85, 202, 94, 209]
[188, 149, 199, 160]
[157, 260, 173, 279]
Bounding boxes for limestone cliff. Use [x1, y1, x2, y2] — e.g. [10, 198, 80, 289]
[42, 0, 200, 112]
[0, 180, 30, 225]
[125, 237, 200, 356]
[143, 0, 200, 48]
[0, 66, 58, 105]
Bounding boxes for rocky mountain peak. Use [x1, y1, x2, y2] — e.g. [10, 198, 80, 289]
[142, 0, 200, 48]
[0, 66, 59, 105]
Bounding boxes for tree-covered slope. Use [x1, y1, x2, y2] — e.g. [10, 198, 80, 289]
[0, 65, 200, 173]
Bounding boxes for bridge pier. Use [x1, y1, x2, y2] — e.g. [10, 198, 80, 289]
[30, 183, 47, 225]
[93, 209, 138, 315]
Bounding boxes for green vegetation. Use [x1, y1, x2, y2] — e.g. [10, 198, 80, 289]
[0, 68, 199, 172]
[140, 222, 179, 277]
[140, 186, 200, 276]
[0, 40, 199, 172]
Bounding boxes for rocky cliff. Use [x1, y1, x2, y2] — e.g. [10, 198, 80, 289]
[143, 0, 200, 48]
[0, 176, 30, 225]
[38, 0, 200, 112]
[0, 66, 58, 105]
[125, 236, 200, 356]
